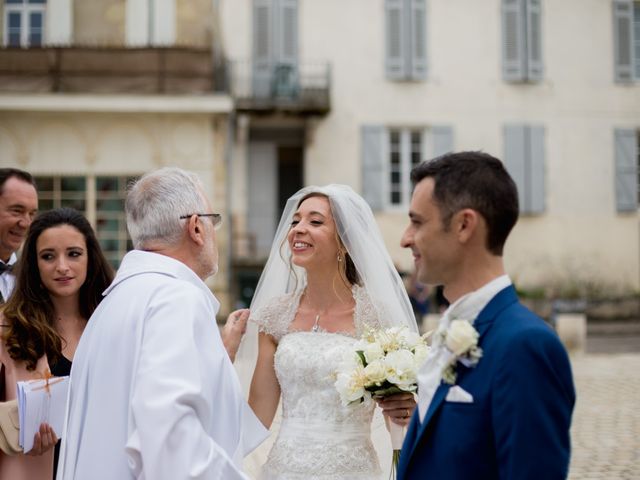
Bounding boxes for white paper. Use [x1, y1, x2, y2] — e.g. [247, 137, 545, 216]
[17, 375, 70, 453]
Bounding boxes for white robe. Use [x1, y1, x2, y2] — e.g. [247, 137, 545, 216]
[57, 250, 268, 480]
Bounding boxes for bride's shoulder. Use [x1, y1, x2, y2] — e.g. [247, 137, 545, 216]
[250, 292, 299, 340]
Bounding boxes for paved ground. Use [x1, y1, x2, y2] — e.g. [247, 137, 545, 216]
[568, 352, 640, 479]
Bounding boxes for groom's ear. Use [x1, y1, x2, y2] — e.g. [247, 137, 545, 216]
[454, 209, 479, 245]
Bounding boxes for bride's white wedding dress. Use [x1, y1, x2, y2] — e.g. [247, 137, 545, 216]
[253, 285, 390, 480]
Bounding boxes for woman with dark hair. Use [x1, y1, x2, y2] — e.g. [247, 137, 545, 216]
[0, 207, 113, 480]
[239, 185, 418, 479]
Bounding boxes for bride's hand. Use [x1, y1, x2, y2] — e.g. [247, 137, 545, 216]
[376, 393, 416, 426]
[27, 423, 58, 456]
[221, 308, 249, 363]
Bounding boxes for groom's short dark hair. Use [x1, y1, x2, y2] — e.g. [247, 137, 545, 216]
[411, 151, 519, 256]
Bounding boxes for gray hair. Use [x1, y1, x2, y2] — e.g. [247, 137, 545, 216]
[126, 167, 208, 249]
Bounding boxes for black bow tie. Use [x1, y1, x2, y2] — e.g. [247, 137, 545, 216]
[0, 263, 13, 274]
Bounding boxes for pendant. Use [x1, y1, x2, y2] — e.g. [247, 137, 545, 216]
[311, 314, 320, 332]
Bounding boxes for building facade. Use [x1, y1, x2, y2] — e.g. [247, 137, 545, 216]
[221, 0, 640, 300]
[0, 0, 236, 307]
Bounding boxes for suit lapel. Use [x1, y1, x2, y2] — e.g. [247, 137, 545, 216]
[403, 285, 520, 472]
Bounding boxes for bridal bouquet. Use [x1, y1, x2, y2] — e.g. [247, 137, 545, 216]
[334, 326, 430, 478]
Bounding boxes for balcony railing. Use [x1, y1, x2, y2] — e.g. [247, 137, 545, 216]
[228, 60, 330, 115]
[0, 46, 224, 94]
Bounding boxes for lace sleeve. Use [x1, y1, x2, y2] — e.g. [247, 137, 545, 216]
[353, 286, 394, 335]
[250, 292, 299, 342]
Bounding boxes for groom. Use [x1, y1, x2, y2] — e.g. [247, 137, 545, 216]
[398, 152, 575, 479]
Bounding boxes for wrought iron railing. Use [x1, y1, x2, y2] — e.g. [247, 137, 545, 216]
[227, 60, 330, 114]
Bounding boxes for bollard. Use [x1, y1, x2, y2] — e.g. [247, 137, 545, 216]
[555, 313, 587, 355]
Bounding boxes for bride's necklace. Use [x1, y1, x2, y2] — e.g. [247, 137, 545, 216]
[311, 314, 321, 333]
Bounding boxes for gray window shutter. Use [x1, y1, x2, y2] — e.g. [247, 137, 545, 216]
[502, 0, 525, 82]
[526, 0, 543, 81]
[432, 126, 454, 157]
[613, 0, 634, 83]
[253, 0, 272, 98]
[362, 126, 386, 211]
[614, 128, 639, 212]
[386, 0, 405, 80]
[635, 2, 640, 78]
[527, 125, 545, 213]
[409, 0, 427, 80]
[277, 0, 298, 67]
[504, 125, 527, 212]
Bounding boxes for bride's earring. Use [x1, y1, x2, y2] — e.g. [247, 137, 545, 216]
[337, 252, 343, 262]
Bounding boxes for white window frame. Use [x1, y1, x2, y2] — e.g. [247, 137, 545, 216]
[384, 128, 426, 209]
[34, 174, 137, 268]
[3, 0, 46, 47]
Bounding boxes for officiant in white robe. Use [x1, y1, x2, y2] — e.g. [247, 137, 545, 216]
[57, 168, 268, 480]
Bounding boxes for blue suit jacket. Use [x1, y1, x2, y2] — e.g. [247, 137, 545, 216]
[397, 286, 575, 480]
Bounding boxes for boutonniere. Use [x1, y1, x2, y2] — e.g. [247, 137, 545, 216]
[438, 319, 483, 385]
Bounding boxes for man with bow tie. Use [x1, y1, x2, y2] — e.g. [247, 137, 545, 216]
[0, 169, 38, 304]
[398, 152, 575, 479]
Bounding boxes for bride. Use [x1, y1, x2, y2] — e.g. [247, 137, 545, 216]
[241, 185, 418, 479]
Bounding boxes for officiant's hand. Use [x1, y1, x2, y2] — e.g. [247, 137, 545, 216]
[26, 422, 58, 456]
[376, 393, 416, 426]
[222, 308, 250, 362]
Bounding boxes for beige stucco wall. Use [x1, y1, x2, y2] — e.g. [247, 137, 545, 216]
[221, 0, 640, 293]
[74, 0, 125, 46]
[176, 0, 213, 47]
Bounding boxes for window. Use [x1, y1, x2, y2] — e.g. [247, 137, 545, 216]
[361, 125, 453, 211]
[614, 128, 639, 212]
[385, 0, 427, 81]
[252, 0, 299, 98]
[613, 0, 640, 82]
[388, 129, 423, 206]
[35, 175, 137, 268]
[502, 0, 542, 83]
[503, 125, 545, 214]
[3, 0, 46, 47]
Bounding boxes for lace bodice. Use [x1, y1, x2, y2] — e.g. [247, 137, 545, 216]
[252, 286, 389, 479]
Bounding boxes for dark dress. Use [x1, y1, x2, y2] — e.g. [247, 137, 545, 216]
[50, 355, 72, 480]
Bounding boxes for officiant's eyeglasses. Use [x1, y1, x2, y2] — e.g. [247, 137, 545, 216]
[179, 213, 222, 229]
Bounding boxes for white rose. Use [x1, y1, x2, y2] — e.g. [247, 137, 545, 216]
[445, 320, 479, 355]
[334, 368, 366, 405]
[384, 349, 418, 388]
[363, 342, 385, 363]
[399, 329, 423, 349]
[363, 360, 387, 385]
[413, 343, 430, 367]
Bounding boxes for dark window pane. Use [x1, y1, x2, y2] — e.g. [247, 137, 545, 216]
[29, 12, 42, 28]
[391, 191, 401, 204]
[38, 199, 54, 211]
[29, 0, 46, 4]
[96, 176, 118, 192]
[8, 33, 21, 46]
[391, 171, 401, 184]
[6, 0, 23, 4]
[100, 238, 119, 251]
[61, 177, 86, 192]
[61, 198, 85, 211]
[411, 152, 421, 167]
[8, 12, 21, 28]
[35, 176, 54, 191]
[97, 198, 124, 212]
[390, 131, 400, 147]
[29, 32, 42, 45]
[391, 151, 400, 166]
[97, 217, 119, 232]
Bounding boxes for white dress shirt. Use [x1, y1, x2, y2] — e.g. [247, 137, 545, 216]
[0, 253, 17, 302]
[417, 275, 512, 422]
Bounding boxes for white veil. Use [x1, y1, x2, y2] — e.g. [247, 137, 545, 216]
[235, 184, 417, 478]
